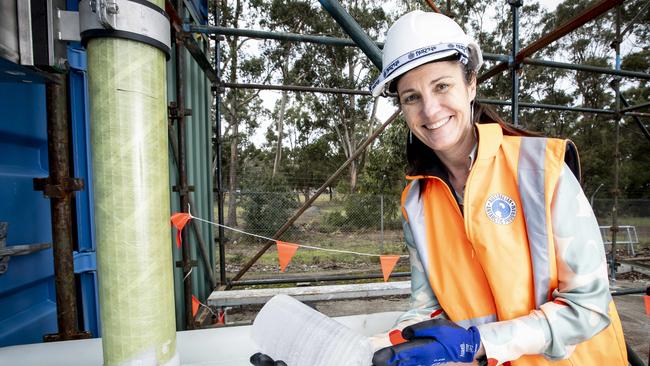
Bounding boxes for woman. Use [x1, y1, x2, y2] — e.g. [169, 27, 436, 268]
[369, 10, 628, 366]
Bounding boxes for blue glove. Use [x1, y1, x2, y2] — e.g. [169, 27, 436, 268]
[372, 319, 481, 366]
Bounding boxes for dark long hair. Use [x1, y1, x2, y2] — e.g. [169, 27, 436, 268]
[403, 52, 538, 176]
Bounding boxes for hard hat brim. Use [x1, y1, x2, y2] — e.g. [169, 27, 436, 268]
[371, 49, 459, 97]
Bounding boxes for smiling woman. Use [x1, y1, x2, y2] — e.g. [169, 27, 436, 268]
[366, 10, 629, 366]
[397, 62, 475, 155]
[396, 61, 477, 195]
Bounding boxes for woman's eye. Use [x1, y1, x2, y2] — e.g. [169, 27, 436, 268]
[401, 94, 419, 104]
[436, 83, 449, 92]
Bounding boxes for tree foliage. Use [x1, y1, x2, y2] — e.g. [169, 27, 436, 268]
[213, 0, 650, 212]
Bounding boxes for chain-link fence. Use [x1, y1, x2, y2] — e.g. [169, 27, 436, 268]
[221, 191, 404, 242]
[217, 191, 407, 278]
[215, 193, 650, 278]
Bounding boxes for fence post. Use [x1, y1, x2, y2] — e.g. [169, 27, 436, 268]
[380, 194, 384, 253]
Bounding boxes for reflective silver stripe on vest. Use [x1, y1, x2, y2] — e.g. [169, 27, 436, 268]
[518, 137, 550, 309]
[403, 180, 432, 277]
[457, 314, 497, 329]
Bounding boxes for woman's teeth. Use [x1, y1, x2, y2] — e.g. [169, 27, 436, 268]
[424, 117, 450, 130]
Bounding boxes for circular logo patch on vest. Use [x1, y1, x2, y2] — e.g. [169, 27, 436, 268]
[485, 193, 517, 225]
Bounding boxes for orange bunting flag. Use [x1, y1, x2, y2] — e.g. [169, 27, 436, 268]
[217, 309, 225, 324]
[171, 213, 191, 248]
[380, 255, 400, 282]
[276, 241, 299, 272]
[644, 294, 649, 316]
[191, 295, 200, 317]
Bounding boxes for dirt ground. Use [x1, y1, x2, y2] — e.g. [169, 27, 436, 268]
[220, 247, 649, 362]
[610, 276, 650, 363]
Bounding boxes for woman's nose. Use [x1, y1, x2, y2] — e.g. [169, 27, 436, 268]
[421, 93, 441, 118]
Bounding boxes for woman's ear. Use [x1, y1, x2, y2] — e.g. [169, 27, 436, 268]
[468, 78, 477, 102]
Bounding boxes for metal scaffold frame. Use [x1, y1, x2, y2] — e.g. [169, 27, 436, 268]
[178, 0, 649, 289]
[182, 4, 649, 363]
[172, 3, 648, 358]
[4, 0, 642, 362]
[5, 0, 642, 361]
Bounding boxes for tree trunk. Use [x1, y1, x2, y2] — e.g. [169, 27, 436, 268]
[227, 118, 239, 227]
[272, 90, 288, 179]
[347, 56, 358, 193]
[349, 159, 358, 193]
[226, 0, 242, 227]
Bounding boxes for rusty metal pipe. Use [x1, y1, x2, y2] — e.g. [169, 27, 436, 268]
[41, 73, 90, 341]
[174, 0, 194, 329]
[167, 124, 217, 289]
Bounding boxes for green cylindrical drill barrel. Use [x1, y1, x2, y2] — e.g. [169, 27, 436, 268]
[87, 1, 177, 364]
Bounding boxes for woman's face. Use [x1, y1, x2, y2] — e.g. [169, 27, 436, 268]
[396, 61, 476, 154]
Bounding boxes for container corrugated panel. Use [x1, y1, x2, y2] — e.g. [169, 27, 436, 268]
[0, 79, 57, 347]
[167, 34, 215, 329]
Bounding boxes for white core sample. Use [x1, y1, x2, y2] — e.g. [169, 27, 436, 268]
[251, 294, 374, 366]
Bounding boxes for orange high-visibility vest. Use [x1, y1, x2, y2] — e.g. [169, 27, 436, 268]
[401, 123, 627, 365]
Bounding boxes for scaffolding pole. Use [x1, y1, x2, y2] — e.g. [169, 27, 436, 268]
[187, 24, 367, 47]
[212, 4, 227, 287]
[185, 27, 650, 81]
[167, 122, 217, 290]
[609, 6, 623, 281]
[172, 0, 195, 330]
[521, 58, 650, 80]
[222, 82, 373, 95]
[620, 101, 650, 113]
[619, 95, 650, 142]
[37, 73, 90, 343]
[317, 0, 383, 69]
[479, 98, 617, 115]
[509, 0, 522, 126]
[217, 82, 636, 116]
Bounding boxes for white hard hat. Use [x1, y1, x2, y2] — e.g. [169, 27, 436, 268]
[370, 11, 483, 97]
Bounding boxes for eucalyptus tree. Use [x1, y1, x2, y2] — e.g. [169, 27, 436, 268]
[253, 0, 316, 179]
[287, 0, 390, 193]
[217, 0, 271, 226]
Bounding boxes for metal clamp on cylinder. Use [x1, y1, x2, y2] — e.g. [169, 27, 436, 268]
[79, 0, 171, 59]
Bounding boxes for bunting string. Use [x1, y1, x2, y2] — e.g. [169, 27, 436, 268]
[172, 211, 406, 281]
[183, 267, 193, 282]
[189, 214, 408, 259]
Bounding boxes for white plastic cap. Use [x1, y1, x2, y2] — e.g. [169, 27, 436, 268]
[370, 11, 483, 97]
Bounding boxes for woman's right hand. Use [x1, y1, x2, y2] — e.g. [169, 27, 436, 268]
[249, 352, 287, 366]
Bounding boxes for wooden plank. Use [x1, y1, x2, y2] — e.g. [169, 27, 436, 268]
[208, 281, 411, 307]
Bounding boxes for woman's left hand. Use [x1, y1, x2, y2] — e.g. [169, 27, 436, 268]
[371, 319, 481, 366]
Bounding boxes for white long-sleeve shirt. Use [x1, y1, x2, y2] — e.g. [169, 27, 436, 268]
[389, 163, 612, 365]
